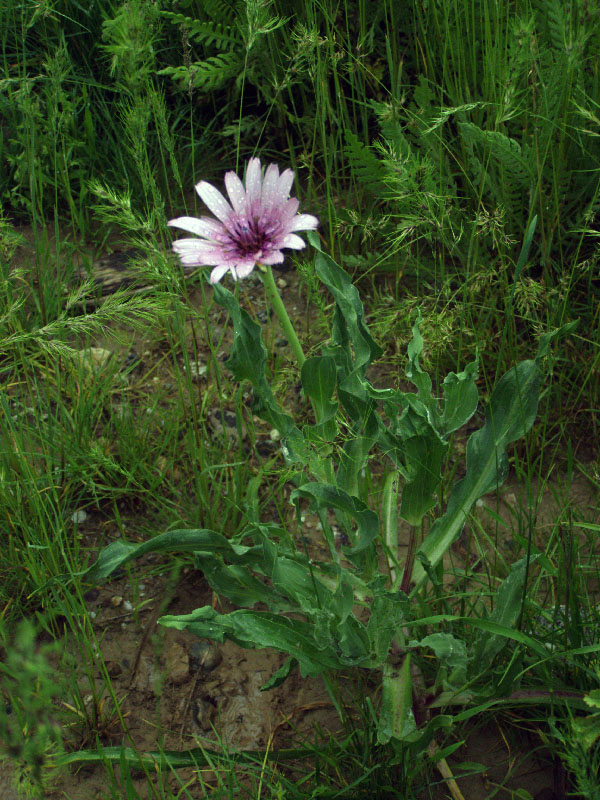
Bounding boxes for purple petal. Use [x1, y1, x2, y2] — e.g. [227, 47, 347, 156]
[234, 262, 257, 279]
[259, 250, 285, 265]
[168, 215, 225, 239]
[245, 158, 262, 215]
[289, 213, 320, 232]
[210, 265, 231, 284]
[224, 171, 248, 215]
[277, 197, 300, 226]
[275, 169, 295, 207]
[195, 181, 235, 228]
[172, 239, 231, 266]
[260, 164, 281, 213]
[280, 233, 306, 250]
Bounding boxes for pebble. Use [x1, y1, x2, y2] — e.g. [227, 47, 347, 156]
[110, 595, 123, 608]
[192, 697, 215, 732]
[190, 641, 223, 673]
[71, 509, 88, 524]
[122, 600, 133, 613]
[123, 351, 141, 369]
[105, 660, 123, 678]
[76, 347, 113, 373]
[269, 429, 281, 442]
[276, 278, 287, 289]
[184, 360, 207, 380]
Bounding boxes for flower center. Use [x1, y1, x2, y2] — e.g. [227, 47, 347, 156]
[232, 216, 266, 256]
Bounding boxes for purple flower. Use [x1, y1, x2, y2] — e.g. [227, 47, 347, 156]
[168, 158, 319, 284]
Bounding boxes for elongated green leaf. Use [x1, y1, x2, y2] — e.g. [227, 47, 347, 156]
[260, 657, 297, 691]
[337, 614, 371, 661]
[194, 553, 291, 610]
[469, 555, 539, 675]
[336, 431, 380, 498]
[410, 359, 542, 591]
[55, 743, 310, 769]
[399, 431, 447, 525]
[378, 655, 416, 743]
[301, 355, 338, 442]
[291, 482, 379, 558]
[212, 282, 307, 462]
[313, 248, 382, 374]
[367, 591, 405, 662]
[271, 556, 333, 614]
[159, 607, 345, 676]
[413, 633, 467, 689]
[402, 614, 548, 658]
[83, 529, 254, 582]
[405, 312, 439, 427]
[440, 358, 479, 434]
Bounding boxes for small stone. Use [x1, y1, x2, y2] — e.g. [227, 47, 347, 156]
[269, 429, 281, 442]
[165, 642, 189, 685]
[105, 661, 123, 678]
[190, 641, 223, 673]
[122, 600, 133, 613]
[276, 278, 287, 289]
[71, 509, 88, 524]
[76, 347, 113, 374]
[184, 360, 207, 380]
[123, 351, 140, 369]
[110, 595, 123, 608]
[192, 697, 215, 732]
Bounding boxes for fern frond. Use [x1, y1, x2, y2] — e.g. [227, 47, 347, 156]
[458, 122, 531, 186]
[159, 51, 242, 93]
[161, 12, 240, 49]
[344, 131, 389, 194]
[542, 0, 567, 52]
[203, 0, 241, 25]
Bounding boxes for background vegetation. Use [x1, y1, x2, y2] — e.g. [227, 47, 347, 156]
[1, 0, 599, 797]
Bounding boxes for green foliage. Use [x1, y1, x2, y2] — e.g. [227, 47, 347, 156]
[0, 622, 64, 795]
[86, 246, 573, 756]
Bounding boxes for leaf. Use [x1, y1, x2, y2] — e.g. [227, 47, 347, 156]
[290, 482, 379, 560]
[260, 658, 297, 691]
[399, 431, 447, 526]
[440, 358, 479, 435]
[194, 553, 291, 611]
[55, 743, 309, 770]
[414, 633, 467, 688]
[301, 355, 338, 442]
[310, 240, 382, 425]
[271, 556, 333, 615]
[212, 282, 307, 463]
[378, 655, 416, 743]
[469, 555, 540, 674]
[159, 607, 345, 677]
[83, 529, 254, 583]
[367, 592, 406, 663]
[410, 358, 543, 591]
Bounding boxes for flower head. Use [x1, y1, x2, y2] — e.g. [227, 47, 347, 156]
[168, 158, 319, 284]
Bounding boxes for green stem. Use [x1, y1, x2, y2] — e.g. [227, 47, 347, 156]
[260, 265, 306, 368]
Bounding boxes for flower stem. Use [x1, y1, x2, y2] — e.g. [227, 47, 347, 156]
[260, 266, 306, 368]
